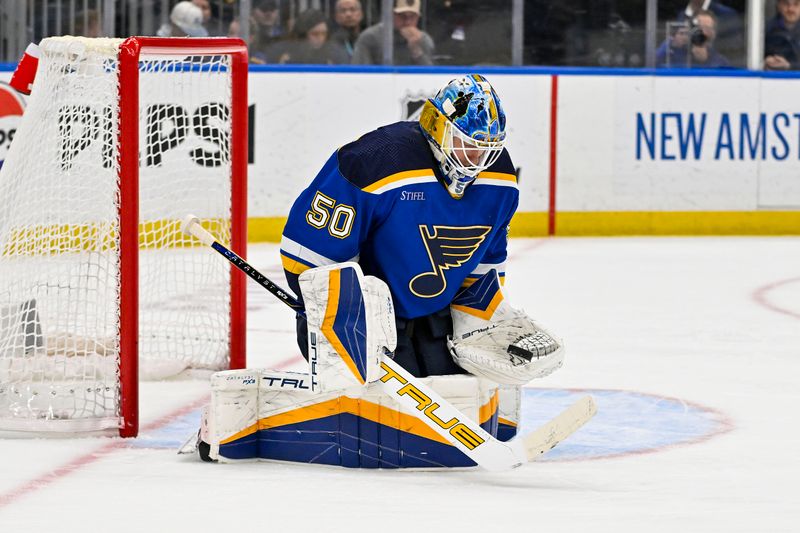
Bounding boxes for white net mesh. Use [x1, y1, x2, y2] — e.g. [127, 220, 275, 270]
[0, 37, 236, 432]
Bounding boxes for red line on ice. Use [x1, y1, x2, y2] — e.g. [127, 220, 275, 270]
[0, 354, 304, 509]
[752, 276, 800, 320]
[508, 238, 551, 261]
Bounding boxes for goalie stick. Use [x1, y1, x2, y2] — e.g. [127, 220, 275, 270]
[182, 215, 597, 471]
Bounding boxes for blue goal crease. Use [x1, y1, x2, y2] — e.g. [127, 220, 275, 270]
[134, 388, 731, 463]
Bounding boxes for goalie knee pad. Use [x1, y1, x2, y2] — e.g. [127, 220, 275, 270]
[448, 270, 564, 385]
[299, 262, 396, 392]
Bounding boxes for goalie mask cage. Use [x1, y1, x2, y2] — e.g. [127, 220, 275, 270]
[0, 37, 248, 437]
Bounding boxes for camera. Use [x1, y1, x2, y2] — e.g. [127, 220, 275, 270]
[690, 21, 708, 46]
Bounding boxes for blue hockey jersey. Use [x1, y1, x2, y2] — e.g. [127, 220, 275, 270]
[280, 121, 518, 320]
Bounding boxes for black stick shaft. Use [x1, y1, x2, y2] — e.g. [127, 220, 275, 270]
[209, 240, 304, 314]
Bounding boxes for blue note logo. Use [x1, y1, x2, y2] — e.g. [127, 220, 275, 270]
[409, 225, 491, 298]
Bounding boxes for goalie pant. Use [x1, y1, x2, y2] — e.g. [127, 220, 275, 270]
[198, 368, 521, 469]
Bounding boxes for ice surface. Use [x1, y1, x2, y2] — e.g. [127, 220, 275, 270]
[1, 237, 798, 532]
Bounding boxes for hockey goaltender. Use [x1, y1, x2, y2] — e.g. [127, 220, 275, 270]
[184, 75, 593, 470]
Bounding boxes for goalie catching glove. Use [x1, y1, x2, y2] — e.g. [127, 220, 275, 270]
[299, 262, 396, 392]
[448, 270, 564, 385]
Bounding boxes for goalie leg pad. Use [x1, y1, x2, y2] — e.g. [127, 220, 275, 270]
[449, 270, 564, 385]
[203, 369, 504, 468]
[202, 369, 263, 462]
[201, 369, 319, 462]
[299, 262, 396, 392]
[261, 374, 500, 468]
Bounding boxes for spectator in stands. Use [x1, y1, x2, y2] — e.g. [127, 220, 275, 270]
[191, 0, 222, 36]
[192, 0, 211, 24]
[675, 0, 744, 65]
[330, 0, 364, 60]
[253, 0, 285, 47]
[268, 9, 349, 64]
[228, 17, 268, 64]
[428, 0, 511, 65]
[74, 9, 101, 38]
[428, 0, 472, 65]
[765, 0, 800, 70]
[157, 1, 209, 37]
[656, 10, 729, 68]
[352, 0, 435, 65]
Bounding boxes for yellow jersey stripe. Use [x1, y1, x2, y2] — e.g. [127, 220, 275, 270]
[461, 273, 505, 289]
[362, 168, 435, 193]
[477, 171, 517, 182]
[461, 277, 478, 288]
[280, 253, 312, 275]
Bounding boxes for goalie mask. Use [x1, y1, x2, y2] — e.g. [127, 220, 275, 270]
[419, 74, 507, 199]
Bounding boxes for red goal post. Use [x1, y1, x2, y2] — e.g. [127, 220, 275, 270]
[117, 37, 249, 437]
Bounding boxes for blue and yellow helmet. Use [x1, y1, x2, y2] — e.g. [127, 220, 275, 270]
[420, 75, 507, 198]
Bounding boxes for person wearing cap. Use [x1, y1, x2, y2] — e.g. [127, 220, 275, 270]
[352, 0, 435, 65]
[253, 0, 285, 46]
[157, 1, 209, 37]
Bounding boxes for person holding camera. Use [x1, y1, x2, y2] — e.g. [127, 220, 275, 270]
[656, 10, 730, 68]
[764, 0, 800, 70]
[675, 0, 744, 65]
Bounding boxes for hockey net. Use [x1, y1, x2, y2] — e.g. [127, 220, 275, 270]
[0, 37, 248, 436]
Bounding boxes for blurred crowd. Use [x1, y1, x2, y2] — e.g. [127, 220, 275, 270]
[6, 0, 800, 70]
